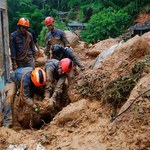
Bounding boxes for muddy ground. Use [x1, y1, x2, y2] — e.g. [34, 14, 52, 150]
[0, 23, 150, 149]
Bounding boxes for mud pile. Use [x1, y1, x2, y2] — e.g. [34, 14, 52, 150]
[0, 31, 150, 150]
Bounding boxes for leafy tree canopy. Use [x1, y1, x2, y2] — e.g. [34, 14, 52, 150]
[7, 0, 150, 45]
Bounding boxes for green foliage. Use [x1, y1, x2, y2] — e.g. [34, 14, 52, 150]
[104, 74, 136, 107]
[80, 7, 132, 43]
[7, 0, 149, 46]
[54, 19, 68, 31]
[67, 0, 81, 8]
[121, 1, 137, 16]
[38, 26, 48, 47]
[8, 0, 42, 34]
[67, 9, 78, 20]
[102, 59, 148, 107]
[140, 4, 150, 13]
[30, 9, 45, 37]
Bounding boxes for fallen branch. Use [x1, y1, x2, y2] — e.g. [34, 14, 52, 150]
[111, 88, 150, 121]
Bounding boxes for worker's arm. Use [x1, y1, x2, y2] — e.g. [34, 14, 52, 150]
[22, 80, 37, 108]
[51, 76, 66, 101]
[66, 48, 85, 71]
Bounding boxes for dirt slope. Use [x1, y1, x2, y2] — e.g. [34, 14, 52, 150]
[0, 30, 150, 150]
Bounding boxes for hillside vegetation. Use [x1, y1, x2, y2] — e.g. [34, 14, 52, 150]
[8, 0, 150, 44]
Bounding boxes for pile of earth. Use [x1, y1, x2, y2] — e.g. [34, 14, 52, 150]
[0, 28, 150, 149]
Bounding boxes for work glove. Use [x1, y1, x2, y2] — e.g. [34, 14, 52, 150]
[46, 97, 56, 110]
[33, 103, 40, 112]
[49, 97, 56, 105]
[44, 90, 50, 101]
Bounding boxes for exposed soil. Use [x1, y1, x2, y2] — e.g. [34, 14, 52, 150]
[0, 14, 150, 150]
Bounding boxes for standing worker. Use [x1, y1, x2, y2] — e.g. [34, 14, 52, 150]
[10, 18, 37, 70]
[44, 16, 70, 59]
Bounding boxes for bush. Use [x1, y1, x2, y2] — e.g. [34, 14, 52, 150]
[80, 7, 132, 43]
[38, 26, 48, 47]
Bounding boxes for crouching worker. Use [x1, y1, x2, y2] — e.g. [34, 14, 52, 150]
[11, 67, 46, 128]
[44, 58, 74, 109]
[52, 44, 85, 71]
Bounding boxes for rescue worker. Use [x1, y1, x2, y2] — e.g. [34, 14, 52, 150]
[3, 67, 46, 128]
[44, 58, 74, 108]
[10, 18, 37, 70]
[44, 16, 70, 59]
[51, 44, 85, 71]
[12, 67, 46, 109]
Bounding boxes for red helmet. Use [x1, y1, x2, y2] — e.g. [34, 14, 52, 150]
[17, 18, 30, 27]
[31, 68, 46, 87]
[60, 58, 74, 73]
[45, 16, 54, 26]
